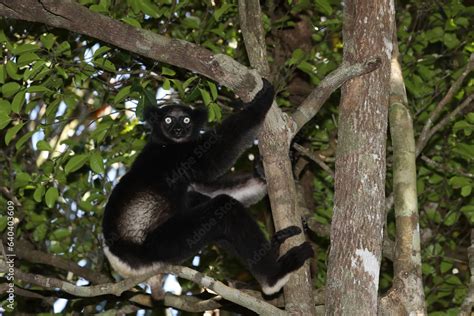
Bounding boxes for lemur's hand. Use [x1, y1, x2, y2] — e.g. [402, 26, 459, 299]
[253, 155, 266, 181]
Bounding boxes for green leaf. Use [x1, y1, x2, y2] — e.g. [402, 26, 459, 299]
[23, 60, 46, 81]
[288, 48, 305, 66]
[444, 212, 459, 226]
[461, 185, 472, 197]
[89, 152, 105, 174]
[94, 58, 116, 72]
[45, 187, 59, 208]
[17, 52, 40, 67]
[0, 99, 10, 115]
[443, 33, 460, 49]
[315, 0, 333, 15]
[93, 46, 111, 58]
[0, 113, 11, 129]
[199, 88, 212, 105]
[6, 61, 22, 80]
[163, 78, 171, 90]
[183, 76, 198, 90]
[40, 33, 56, 50]
[137, 0, 160, 18]
[425, 27, 444, 43]
[461, 205, 474, 223]
[64, 154, 89, 174]
[0, 64, 6, 84]
[51, 228, 71, 240]
[33, 186, 45, 203]
[121, 17, 142, 28]
[13, 43, 39, 55]
[36, 140, 52, 151]
[0, 216, 7, 232]
[56, 41, 71, 56]
[15, 130, 34, 150]
[11, 90, 26, 113]
[213, 3, 233, 21]
[183, 16, 201, 29]
[161, 66, 176, 76]
[15, 172, 31, 188]
[449, 176, 471, 188]
[208, 82, 218, 100]
[5, 122, 25, 145]
[27, 85, 53, 94]
[33, 223, 48, 242]
[440, 261, 453, 273]
[455, 17, 469, 28]
[2, 82, 21, 98]
[208, 102, 222, 122]
[114, 85, 132, 103]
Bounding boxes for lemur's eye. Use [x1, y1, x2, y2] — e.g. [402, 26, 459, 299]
[183, 117, 191, 124]
[164, 117, 172, 124]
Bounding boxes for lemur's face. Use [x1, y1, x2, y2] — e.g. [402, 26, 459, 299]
[160, 107, 193, 142]
[144, 104, 208, 144]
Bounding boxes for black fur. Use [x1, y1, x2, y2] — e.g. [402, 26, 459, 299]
[102, 79, 313, 294]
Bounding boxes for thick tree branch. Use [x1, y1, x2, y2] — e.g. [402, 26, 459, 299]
[238, 0, 316, 314]
[379, 24, 425, 315]
[291, 58, 381, 137]
[0, 0, 263, 101]
[416, 53, 474, 156]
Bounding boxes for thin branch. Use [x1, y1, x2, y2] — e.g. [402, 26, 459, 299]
[11, 262, 286, 316]
[290, 58, 381, 137]
[421, 155, 474, 178]
[0, 284, 56, 306]
[164, 293, 223, 312]
[293, 143, 334, 177]
[0, 187, 21, 207]
[417, 53, 474, 156]
[418, 93, 474, 156]
[14, 240, 111, 284]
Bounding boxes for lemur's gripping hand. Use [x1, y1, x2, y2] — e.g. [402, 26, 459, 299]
[245, 78, 275, 115]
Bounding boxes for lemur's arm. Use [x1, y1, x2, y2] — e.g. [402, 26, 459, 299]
[192, 79, 274, 181]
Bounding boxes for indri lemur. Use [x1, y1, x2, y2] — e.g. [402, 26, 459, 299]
[102, 79, 313, 295]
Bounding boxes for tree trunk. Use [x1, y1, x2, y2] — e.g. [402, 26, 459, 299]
[325, 0, 394, 314]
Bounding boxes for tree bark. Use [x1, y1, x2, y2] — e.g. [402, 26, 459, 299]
[238, 1, 316, 314]
[378, 23, 426, 316]
[325, 0, 394, 314]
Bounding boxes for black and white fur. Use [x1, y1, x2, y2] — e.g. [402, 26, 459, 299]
[102, 79, 313, 295]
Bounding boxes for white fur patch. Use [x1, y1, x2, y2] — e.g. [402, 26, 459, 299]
[104, 245, 163, 278]
[191, 178, 266, 207]
[261, 274, 291, 295]
[118, 191, 167, 243]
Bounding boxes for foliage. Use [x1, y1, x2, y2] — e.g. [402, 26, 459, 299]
[0, 0, 472, 314]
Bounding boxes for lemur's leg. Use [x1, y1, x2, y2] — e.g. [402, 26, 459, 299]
[145, 194, 313, 295]
[189, 173, 266, 207]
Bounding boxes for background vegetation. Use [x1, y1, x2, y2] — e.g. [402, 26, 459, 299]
[0, 0, 472, 314]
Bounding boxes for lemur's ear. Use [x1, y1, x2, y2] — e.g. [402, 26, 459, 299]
[192, 107, 208, 125]
[143, 106, 163, 124]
